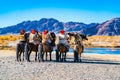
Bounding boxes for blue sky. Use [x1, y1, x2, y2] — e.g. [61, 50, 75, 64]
[0, 0, 120, 28]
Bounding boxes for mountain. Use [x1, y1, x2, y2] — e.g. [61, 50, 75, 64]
[0, 18, 120, 36]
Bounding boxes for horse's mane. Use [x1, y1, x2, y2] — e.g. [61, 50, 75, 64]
[67, 32, 88, 40]
[24, 33, 30, 42]
[50, 32, 56, 39]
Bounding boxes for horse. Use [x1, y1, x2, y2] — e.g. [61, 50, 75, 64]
[24, 32, 42, 62]
[68, 32, 88, 62]
[16, 33, 29, 62]
[57, 43, 69, 62]
[38, 32, 56, 62]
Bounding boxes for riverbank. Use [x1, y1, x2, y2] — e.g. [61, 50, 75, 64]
[0, 50, 120, 80]
[0, 50, 120, 61]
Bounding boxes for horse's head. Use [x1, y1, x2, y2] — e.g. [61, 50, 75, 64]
[50, 32, 56, 40]
[79, 34, 88, 40]
[68, 32, 87, 45]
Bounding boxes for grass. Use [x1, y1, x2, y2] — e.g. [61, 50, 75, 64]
[0, 35, 120, 50]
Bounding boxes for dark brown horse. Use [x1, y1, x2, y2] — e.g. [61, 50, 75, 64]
[68, 32, 88, 62]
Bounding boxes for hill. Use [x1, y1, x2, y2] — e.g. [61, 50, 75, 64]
[0, 18, 120, 36]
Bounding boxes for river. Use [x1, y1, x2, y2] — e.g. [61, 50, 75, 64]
[69, 47, 120, 55]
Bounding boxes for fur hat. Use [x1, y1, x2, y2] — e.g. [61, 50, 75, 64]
[31, 29, 37, 34]
[60, 30, 65, 34]
[44, 30, 48, 34]
[20, 29, 25, 35]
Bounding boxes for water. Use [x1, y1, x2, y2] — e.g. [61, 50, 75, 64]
[69, 47, 120, 55]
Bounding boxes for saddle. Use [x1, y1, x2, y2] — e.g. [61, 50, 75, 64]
[43, 42, 54, 51]
[58, 43, 69, 52]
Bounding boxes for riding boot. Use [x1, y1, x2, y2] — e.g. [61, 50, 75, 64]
[24, 43, 29, 62]
[16, 44, 20, 61]
[38, 44, 43, 62]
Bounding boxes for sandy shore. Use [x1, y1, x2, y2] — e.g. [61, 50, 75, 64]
[0, 50, 120, 80]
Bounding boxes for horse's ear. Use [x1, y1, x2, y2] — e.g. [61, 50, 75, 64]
[79, 34, 88, 40]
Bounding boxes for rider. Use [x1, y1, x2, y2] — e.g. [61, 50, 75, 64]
[58, 30, 70, 48]
[38, 29, 53, 62]
[18, 29, 26, 44]
[29, 29, 37, 44]
[42, 30, 53, 47]
[24, 29, 38, 61]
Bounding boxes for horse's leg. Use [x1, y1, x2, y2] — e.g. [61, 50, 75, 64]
[55, 46, 60, 61]
[35, 51, 37, 61]
[42, 52, 44, 61]
[23, 52, 24, 61]
[28, 50, 32, 62]
[62, 53, 64, 62]
[46, 52, 48, 61]
[79, 53, 82, 62]
[74, 50, 79, 62]
[64, 52, 66, 62]
[50, 52, 52, 61]
[60, 53, 63, 62]
[19, 51, 22, 61]
[55, 47, 59, 62]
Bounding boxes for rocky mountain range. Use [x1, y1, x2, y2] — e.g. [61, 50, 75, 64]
[0, 18, 120, 36]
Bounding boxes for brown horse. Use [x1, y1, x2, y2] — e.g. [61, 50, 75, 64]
[68, 32, 88, 62]
[42, 43, 53, 61]
[38, 32, 56, 62]
[57, 44, 69, 62]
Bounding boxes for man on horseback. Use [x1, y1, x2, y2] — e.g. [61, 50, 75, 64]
[16, 29, 26, 61]
[38, 30, 55, 62]
[55, 30, 70, 61]
[41, 30, 55, 50]
[59, 30, 70, 48]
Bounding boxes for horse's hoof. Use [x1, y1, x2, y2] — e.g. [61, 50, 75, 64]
[27, 60, 30, 62]
[60, 59, 63, 62]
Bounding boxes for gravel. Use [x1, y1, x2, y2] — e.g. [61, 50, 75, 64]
[0, 54, 120, 80]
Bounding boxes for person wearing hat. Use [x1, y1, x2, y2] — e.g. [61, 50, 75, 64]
[58, 30, 70, 48]
[19, 29, 26, 44]
[42, 29, 54, 44]
[29, 29, 37, 44]
[42, 30, 49, 44]
[38, 29, 54, 62]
